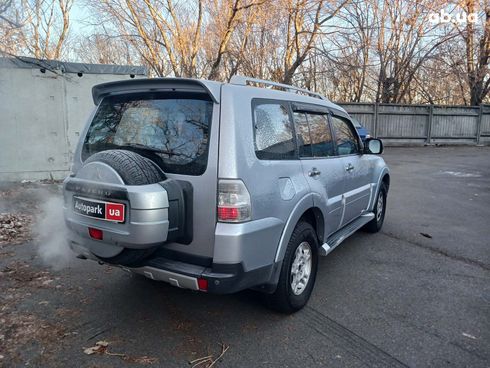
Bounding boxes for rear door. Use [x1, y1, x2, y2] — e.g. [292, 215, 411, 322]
[81, 86, 220, 262]
[330, 114, 372, 226]
[292, 106, 345, 236]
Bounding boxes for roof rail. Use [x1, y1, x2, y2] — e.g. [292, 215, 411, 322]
[229, 75, 325, 100]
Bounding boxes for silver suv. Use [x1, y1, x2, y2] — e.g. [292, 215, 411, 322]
[63, 76, 389, 313]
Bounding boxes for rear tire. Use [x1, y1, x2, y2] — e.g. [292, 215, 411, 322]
[363, 183, 387, 233]
[85, 150, 166, 266]
[265, 221, 319, 314]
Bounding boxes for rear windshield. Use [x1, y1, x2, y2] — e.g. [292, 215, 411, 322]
[82, 92, 213, 175]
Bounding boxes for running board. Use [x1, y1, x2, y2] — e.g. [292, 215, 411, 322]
[319, 213, 375, 256]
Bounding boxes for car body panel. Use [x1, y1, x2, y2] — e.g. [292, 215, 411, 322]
[338, 154, 373, 226]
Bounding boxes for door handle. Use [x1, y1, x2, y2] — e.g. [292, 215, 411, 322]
[345, 163, 354, 172]
[308, 168, 321, 177]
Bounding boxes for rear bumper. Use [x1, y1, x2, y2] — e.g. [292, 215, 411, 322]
[69, 215, 285, 294]
[130, 256, 276, 294]
[71, 239, 276, 294]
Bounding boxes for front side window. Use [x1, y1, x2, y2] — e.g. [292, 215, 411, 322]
[293, 112, 334, 158]
[331, 116, 360, 155]
[82, 92, 213, 175]
[253, 102, 295, 160]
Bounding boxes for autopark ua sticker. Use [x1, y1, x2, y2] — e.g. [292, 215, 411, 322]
[73, 196, 125, 222]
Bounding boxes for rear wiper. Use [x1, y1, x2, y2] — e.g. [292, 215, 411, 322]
[119, 143, 181, 156]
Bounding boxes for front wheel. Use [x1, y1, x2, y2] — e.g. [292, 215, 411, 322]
[265, 221, 319, 314]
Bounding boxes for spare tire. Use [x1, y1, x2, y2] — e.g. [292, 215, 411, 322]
[84, 149, 166, 266]
[85, 149, 165, 185]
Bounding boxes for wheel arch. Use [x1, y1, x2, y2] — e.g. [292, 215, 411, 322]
[298, 207, 325, 245]
[368, 167, 390, 212]
[382, 172, 390, 190]
[265, 195, 325, 294]
[274, 193, 327, 264]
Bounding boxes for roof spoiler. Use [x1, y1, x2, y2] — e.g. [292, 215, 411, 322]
[92, 78, 220, 105]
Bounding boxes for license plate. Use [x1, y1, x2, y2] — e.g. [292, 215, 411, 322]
[73, 196, 125, 223]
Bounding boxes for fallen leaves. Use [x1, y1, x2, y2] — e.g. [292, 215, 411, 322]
[1, 261, 57, 288]
[83, 340, 158, 365]
[83, 340, 109, 355]
[0, 213, 32, 245]
[189, 343, 230, 368]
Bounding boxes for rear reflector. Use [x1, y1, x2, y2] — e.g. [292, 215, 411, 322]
[88, 227, 103, 240]
[197, 278, 208, 292]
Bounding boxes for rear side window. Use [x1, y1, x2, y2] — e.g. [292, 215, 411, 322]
[82, 92, 213, 175]
[293, 112, 334, 158]
[253, 102, 295, 160]
[331, 115, 360, 156]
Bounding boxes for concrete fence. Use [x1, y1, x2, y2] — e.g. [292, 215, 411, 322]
[338, 102, 490, 146]
[0, 57, 146, 181]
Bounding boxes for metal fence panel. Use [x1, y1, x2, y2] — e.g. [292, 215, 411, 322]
[377, 105, 429, 139]
[480, 105, 490, 145]
[338, 102, 489, 146]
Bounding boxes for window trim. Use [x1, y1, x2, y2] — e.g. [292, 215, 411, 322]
[291, 102, 330, 115]
[251, 98, 299, 161]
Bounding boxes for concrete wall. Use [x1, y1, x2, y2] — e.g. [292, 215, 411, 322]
[0, 58, 146, 181]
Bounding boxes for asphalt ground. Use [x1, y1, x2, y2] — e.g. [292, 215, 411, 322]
[0, 146, 489, 367]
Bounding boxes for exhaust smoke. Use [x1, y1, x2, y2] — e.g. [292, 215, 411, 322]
[34, 190, 72, 270]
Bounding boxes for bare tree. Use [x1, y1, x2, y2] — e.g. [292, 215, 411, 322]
[207, 0, 265, 80]
[1, 0, 73, 59]
[370, 0, 458, 103]
[460, 0, 490, 105]
[314, 0, 377, 102]
[0, 0, 21, 27]
[1, 0, 487, 105]
[88, 0, 264, 78]
[74, 32, 137, 65]
[281, 0, 349, 84]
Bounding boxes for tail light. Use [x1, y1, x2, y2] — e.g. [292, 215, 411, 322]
[217, 179, 251, 222]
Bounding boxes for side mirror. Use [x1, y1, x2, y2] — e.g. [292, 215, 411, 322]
[364, 138, 383, 154]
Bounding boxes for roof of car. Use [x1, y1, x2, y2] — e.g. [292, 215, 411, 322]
[92, 76, 347, 115]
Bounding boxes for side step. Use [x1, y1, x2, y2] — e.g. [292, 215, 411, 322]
[319, 213, 375, 256]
